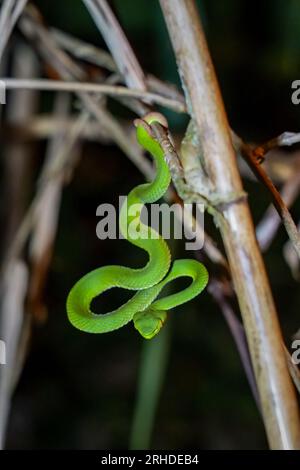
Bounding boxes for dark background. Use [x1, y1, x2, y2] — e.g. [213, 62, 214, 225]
[3, 0, 300, 449]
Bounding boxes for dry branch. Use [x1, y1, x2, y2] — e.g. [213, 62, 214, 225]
[82, 0, 146, 90]
[253, 132, 300, 163]
[234, 135, 300, 258]
[2, 78, 186, 113]
[0, 0, 28, 62]
[257, 172, 300, 251]
[159, 0, 300, 449]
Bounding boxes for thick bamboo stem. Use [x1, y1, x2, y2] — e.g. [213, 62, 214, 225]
[160, 0, 300, 449]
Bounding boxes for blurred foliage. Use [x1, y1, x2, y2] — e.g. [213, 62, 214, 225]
[4, 0, 300, 449]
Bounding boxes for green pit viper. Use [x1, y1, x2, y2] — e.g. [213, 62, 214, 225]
[66, 113, 208, 339]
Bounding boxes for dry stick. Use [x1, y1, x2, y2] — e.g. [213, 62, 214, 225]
[159, 0, 300, 449]
[1, 114, 131, 143]
[1, 50, 39, 255]
[0, 0, 28, 62]
[0, 0, 16, 70]
[52, 27, 185, 105]
[3, 109, 91, 265]
[253, 132, 300, 163]
[82, 0, 146, 90]
[0, 262, 28, 449]
[207, 279, 260, 408]
[2, 78, 186, 113]
[81, 0, 149, 118]
[52, 27, 117, 72]
[257, 171, 300, 251]
[21, 9, 154, 178]
[234, 136, 300, 258]
[283, 221, 300, 281]
[27, 93, 71, 323]
[263, 150, 300, 184]
[0, 42, 38, 449]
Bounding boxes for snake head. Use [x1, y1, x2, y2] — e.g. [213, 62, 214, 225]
[134, 112, 168, 133]
[133, 308, 167, 339]
[133, 112, 168, 140]
[133, 112, 169, 155]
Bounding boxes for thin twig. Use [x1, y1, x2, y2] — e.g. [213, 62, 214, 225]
[82, 0, 146, 90]
[0, 261, 28, 449]
[20, 7, 154, 176]
[257, 171, 300, 252]
[253, 132, 300, 163]
[1, 114, 118, 143]
[0, 0, 28, 62]
[283, 221, 300, 281]
[2, 78, 186, 113]
[233, 134, 300, 258]
[208, 279, 260, 409]
[3, 108, 90, 266]
[52, 27, 185, 105]
[52, 27, 117, 72]
[27, 93, 72, 322]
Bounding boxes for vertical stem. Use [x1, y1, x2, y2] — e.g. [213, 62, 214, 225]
[160, 0, 300, 449]
[130, 325, 171, 450]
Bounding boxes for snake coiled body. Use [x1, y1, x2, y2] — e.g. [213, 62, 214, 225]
[67, 113, 208, 339]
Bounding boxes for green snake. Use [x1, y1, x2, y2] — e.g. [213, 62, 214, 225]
[66, 113, 208, 339]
